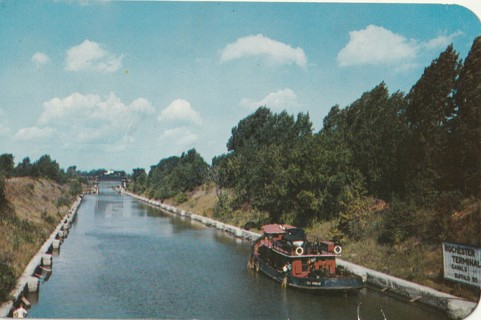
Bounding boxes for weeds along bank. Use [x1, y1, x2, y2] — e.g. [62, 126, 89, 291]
[0, 177, 80, 306]
[166, 185, 480, 302]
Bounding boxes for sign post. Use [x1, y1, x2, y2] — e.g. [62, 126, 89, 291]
[443, 242, 481, 287]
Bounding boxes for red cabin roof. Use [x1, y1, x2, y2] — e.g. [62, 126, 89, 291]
[262, 224, 296, 234]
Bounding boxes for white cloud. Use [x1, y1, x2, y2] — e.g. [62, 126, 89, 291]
[337, 25, 417, 67]
[39, 92, 154, 129]
[158, 127, 198, 148]
[158, 99, 202, 125]
[32, 52, 50, 67]
[220, 34, 307, 69]
[240, 88, 300, 111]
[422, 31, 463, 49]
[337, 25, 463, 68]
[65, 40, 122, 73]
[18, 92, 154, 148]
[105, 135, 135, 153]
[14, 126, 56, 141]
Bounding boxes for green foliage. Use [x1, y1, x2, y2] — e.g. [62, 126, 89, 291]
[453, 202, 481, 247]
[175, 192, 188, 204]
[337, 197, 376, 242]
[345, 84, 408, 198]
[217, 107, 322, 225]
[209, 37, 480, 246]
[378, 191, 463, 245]
[68, 180, 82, 196]
[143, 149, 209, 200]
[428, 191, 462, 242]
[56, 196, 70, 208]
[17, 156, 69, 182]
[130, 168, 147, 193]
[0, 262, 15, 302]
[41, 210, 56, 224]
[15, 157, 32, 177]
[378, 197, 419, 245]
[0, 176, 7, 212]
[0, 154, 14, 178]
[30, 155, 67, 183]
[404, 45, 461, 200]
[453, 36, 481, 197]
[66, 165, 77, 178]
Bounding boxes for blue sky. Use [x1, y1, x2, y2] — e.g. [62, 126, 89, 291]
[0, 1, 480, 172]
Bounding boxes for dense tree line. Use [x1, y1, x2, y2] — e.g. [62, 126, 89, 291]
[129, 148, 209, 202]
[130, 37, 480, 246]
[0, 154, 74, 183]
[212, 37, 481, 244]
[0, 153, 84, 212]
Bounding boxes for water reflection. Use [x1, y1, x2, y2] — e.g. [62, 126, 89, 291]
[94, 196, 125, 218]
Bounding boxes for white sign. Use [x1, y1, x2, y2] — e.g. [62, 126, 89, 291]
[443, 242, 481, 287]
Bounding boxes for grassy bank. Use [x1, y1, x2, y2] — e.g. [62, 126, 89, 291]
[0, 177, 76, 302]
[160, 184, 480, 302]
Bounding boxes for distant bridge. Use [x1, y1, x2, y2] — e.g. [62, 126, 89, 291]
[87, 171, 127, 188]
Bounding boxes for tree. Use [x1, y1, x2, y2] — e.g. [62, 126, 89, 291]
[404, 45, 461, 200]
[32, 154, 65, 183]
[227, 106, 273, 152]
[317, 114, 367, 221]
[0, 175, 7, 211]
[227, 107, 312, 152]
[130, 168, 147, 193]
[66, 166, 77, 177]
[343, 83, 408, 199]
[0, 154, 14, 177]
[131, 168, 146, 193]
[146, 149, 209, 200]
[453, 36, 481, 197]
[219, 107, 330, 225]
[16, 157, 32, 177]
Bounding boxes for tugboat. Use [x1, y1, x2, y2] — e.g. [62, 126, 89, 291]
[248, 224, 364, 291]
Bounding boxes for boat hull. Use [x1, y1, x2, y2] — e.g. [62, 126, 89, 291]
[254, 256, 364, 291]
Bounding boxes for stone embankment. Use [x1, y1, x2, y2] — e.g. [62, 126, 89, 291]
[0, 196, 83, 318]
[125, 190, 479, 320]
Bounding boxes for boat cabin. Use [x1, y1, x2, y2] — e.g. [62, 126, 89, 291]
[254, 224, 342, 278]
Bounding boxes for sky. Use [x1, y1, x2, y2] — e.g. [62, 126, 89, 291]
[0, 0, 480, 172]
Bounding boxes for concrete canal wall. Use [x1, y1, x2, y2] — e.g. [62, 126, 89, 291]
[0, 196, 83, 318]
[337, 260, 478, 319]
[125, 191, 479, 320]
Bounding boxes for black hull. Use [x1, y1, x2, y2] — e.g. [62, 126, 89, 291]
[254, 257, 364, 291]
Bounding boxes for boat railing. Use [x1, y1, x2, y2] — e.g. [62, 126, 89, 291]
[271, 239, 336, 256]
[272, 240, 292, 254]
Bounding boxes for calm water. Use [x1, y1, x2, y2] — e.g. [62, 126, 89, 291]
[27, 186, 449, 319]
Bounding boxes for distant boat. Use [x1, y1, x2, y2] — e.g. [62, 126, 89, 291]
[248, 224, 364, 291]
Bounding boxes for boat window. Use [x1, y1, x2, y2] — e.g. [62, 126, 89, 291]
[302, 259, 308, 272]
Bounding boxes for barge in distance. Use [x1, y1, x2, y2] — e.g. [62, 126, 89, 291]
[248, 224, 364, 291]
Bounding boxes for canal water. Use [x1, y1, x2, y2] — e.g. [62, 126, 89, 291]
[27, 185, 449, 319]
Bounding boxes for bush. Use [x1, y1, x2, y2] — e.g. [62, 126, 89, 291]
[0, 263, 16, 301]
[337, 197, 374, 241]
[378, 191, 464, 245]
[424, 191, 462, 243]
[56, 196, 70, 208]
[176, 192, 188, 204]
[41, 210, 56, 224]
[68, 180, 82, 197]
[378, 198, 419, 245]
[0, 176, 6, 211]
